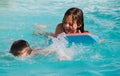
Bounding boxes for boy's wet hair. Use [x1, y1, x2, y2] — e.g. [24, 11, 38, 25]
[62, 7, 85, 33]
[10, 40, 32, 56]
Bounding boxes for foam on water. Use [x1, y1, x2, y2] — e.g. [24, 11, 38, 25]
[44, 33, 103, 61]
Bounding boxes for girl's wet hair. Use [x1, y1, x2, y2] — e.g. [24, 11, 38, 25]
[62, 7, 85, 32]
[10, 40, 32, 56]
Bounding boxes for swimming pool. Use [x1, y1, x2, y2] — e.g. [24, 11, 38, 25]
[0, 0, 120, 76]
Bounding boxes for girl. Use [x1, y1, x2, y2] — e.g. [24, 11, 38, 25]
[55, 7, 88, 36]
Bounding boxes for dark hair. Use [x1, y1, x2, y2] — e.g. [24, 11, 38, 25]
[62, 7, 85, 33]
[10, 40, 32, 56]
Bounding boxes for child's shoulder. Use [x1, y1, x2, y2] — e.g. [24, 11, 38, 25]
[56, 23, 62, 28]
[56, 23, 63, 31]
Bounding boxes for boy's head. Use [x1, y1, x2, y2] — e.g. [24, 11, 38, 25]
[10, 40, 32, 57]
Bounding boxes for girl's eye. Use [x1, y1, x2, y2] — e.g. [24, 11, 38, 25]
[63, 22, 73, 26]
[69, 23, 73, 26]
[63, 23, 67, 25]
[63, 22, 67, 25]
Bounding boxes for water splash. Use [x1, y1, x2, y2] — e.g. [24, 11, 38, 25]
[46, 33, 74, 60]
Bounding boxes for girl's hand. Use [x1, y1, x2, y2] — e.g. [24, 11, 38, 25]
[36, 24, 46, 29]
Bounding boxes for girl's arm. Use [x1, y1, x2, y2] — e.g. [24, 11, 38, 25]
[34, 25, 54, 37]
[55, 23, 63, 36]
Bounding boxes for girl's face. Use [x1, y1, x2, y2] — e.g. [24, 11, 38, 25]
[63, 15, 77, 34]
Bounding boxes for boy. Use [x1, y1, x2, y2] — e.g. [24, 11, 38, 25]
[10, 40, 72, 60]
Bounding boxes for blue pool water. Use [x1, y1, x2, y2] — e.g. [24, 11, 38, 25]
[0, 0, 120, 76]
